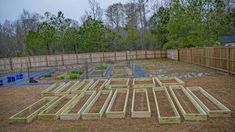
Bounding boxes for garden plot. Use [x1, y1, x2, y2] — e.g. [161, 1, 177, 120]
[41, 82, 66, 96]
[169, 85, 207, 121]
[54, 81, 78, 95]
[9, 97, 58, 124]
[155, 77, 185, 87]
[112, 66, 129, 77]
[70, 79, 94, 93]
[38, 95, 77, 120]
[88, 79, 108, 92]
[105, 78, 129, 89]
[131, 89, 151, 118]
[186, 86, 231, 117]
[82, 90, 112, 119]
[60, 91, 96, 120]
[132, 77, 155, 88]
[153, 87, 180, 124]
[106, 89, 129, 118]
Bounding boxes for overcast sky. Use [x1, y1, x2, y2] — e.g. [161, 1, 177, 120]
[0, 0, 130, 23]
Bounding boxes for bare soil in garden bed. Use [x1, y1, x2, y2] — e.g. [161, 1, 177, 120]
[135, 80, 153, 84]
[48, 98, 70, 114]
[193, 91, 220, 110]
[110, 93, 126, 111]
[155, 91, 175, 117]
[110, 81, 126, 85]
[61, 83, 75, 92]
[92, 81, 105, 91]
[89, 94, 108, 113]
[68, 95, 91, 113]
[173, 89, 199, 113]
[134, 92, 148, 111]
[160, 79, 178, 84]
[77, 81, 89, 91]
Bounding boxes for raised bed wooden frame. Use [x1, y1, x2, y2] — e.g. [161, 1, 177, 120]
[131, 89, 151, 118]
[132, 77, 155, 88]
[70, 79, 94, 93]
[105, 78, 129, 89]
[153, 87, 181, 124]
[169, 85, 207, 121]
[186, 86, 231, 117]
[54, 81, 78, 96]
[9, 97, 58, 124]
[106, 89, 129, 118]
[155, 77, 185, 87]
[82, 90, 113, 119]
[41, 82, 66, 96]
[38, 94, 77, 120]
[60, 91, 96, 120]
[88, 79, 108, 92]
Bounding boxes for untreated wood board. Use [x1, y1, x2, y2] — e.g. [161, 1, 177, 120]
[41, 82, 66, 96]
[88, 79, 108, 92]
[38, 95, 77, 120]
[105, 78, 129, 89]
[9, 97, 58, 124]
[55, 81, 78, 96]
[70, 79, 94, 93]
[169, 85, 207, 121]
[82, 90, 113, 119]
[60, 91, 96, 120]
[186, 86, 231, 117]
[131, 89, 151, 118]
[155, 77, 185, 87]
[153, 87, 181, 124]
[106, 89, 129, 118]
[133, 77, 155, 88]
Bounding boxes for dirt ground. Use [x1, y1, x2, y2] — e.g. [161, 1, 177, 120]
[0, 75, 235, 132]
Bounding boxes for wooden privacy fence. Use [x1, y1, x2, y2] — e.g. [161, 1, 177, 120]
[166, 47, 235, 75]
[0, 50, 167, 72]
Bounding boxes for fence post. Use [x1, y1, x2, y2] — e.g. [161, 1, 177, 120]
[177, 49, 180, 61]
[115, 51, 117, 62]
[227, 47, 230, 75]
[154, 50, 156, 58]
[45, 55, 48, 67]
[28, 56, 32, 69]
[10, 57, 13, 71]
[90, 53, 92, 63]
[61, 54, 64, 66]
[102, 52, 105, 62]
[126, 51, 128, 61]
[145, 50, 147, 59]
[136, 50, 138, 59]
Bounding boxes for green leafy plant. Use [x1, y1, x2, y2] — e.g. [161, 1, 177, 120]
[96, 64, 108, 70]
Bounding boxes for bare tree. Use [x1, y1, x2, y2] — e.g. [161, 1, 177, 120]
[87, 0, 103, 20]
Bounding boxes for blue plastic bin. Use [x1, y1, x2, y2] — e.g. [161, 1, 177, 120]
[16, 74, 21, 80]
[7, 76, 16, 82]
[0, 80, 3, 86]
[20, 74, 23, 79]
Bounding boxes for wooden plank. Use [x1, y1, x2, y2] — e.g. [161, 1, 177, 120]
[38, 94, 77, 120]
[169, 85, 207, 121]
[186, 86, 231, 117]
[88, 79, 108, 92]
[41, 82, 66, 96]
[132, 77, 155, 88]
[70, 79, 94, 94]
[82, 90, 113, 119]
[131, 89, 151, 118]
[9, 97, 58, 124]
[155, 77, 185, 87]
[60, 91, 96, 120]
[153, 87, 181, 124]
[106, 89, 129, 118]
[105, 78, 129, 89]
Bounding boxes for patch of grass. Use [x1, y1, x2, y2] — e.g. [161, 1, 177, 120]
[44, 74, 52, 78]
[96, 64, 108, 70]
[58, 124, 86, 132]
[68, 72, 80, 79]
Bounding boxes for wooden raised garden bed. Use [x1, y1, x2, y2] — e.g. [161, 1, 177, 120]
[9, 97, 58, 124]
[106, 89, 129, 118]
[70, 79, 94, 94]
[105, 78, 129, 89]
[38, 95, 77, 120]
[155, 77, 185, 87]
[169, 85, 207, 121]
[131, 89, 151, 118]
[54, 81, 78, 96]
[41, 82, 66, 96]
[88, 79, 108, 92]
[186, 86, 231, 117]
[132, 77, 155, 88]
[82, 90, 113, 119]
[153, 87, 181, 124]
[60, 91, 96, 120]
